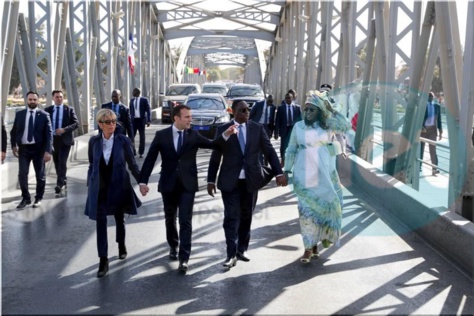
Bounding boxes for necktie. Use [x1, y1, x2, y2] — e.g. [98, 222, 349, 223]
[27, 111, 34, 142]
[177, 131, 183, 153]
[55, 106, 60, 131]
[238, 125, 245, 154]
[135, 98, 139, 113]
[264, 105, 268, 124]
[114, 104, 118, 114]
[287, 106, 293, 126]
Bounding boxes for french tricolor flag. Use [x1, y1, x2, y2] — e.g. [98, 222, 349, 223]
[128, 33, 136, 74]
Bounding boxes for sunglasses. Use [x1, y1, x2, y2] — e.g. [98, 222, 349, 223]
[237, 108, 249, 113]
[100, 119, 117, 125]
[304, 108, 316, 113]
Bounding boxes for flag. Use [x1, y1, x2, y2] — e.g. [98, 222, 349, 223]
[193, 68, 199, 74]
[186, 67, 193, 74]
[128, 33, 136, 74]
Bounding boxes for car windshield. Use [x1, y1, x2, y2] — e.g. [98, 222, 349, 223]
[186, 97, 225, 110]
[228, 86, 264, 97]
[167, 85, 198, 96]
[202, 86, 227, 95]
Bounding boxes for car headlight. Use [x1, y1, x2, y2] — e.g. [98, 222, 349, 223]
[215, 115, 230, 123]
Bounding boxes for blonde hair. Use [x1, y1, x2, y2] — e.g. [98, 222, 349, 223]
[96, 108, 117, 124]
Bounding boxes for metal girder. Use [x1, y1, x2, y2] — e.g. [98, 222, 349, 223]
[164, 29, 275, 42]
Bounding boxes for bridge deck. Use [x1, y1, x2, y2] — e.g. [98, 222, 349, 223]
[1, 122, 472, 315]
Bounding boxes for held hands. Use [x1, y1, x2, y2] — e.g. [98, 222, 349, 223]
[223, 124, 239, 137]
[207, 183, 216, 197]
[275, 175, 287, 187]
[44, 152, 51, 162]
[139, 184, 150, 196]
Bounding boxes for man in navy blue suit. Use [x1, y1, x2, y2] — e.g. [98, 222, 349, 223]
[420, 91, 443, 175]
[249, 94, 276, 138]
[129, 88, 151, 158]
[139, 104, 236, 273]
[274, 93, 302, 166]
[101, 89, 134, 141]
[10, 91, 53, 209]
[45, 90, 79, 194]
[207, 100, 287, 269]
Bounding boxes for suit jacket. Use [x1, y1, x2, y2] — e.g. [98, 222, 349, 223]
[10, 108, 53, 154]
[101, 102, 133, 139]
[423, 101, 443, 135]
[139, 126, 224, 193]
[44, 105, 79, 146]
[249, 100, 276, 132]
[274, 103, 302, 139]
[1, 118, 6, 153]
[129, 97, 151, 124]
[207, 120, 282, 193]
[85, 133, 141, 220]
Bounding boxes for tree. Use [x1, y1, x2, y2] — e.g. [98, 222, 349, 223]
[206, 67, 221, 82]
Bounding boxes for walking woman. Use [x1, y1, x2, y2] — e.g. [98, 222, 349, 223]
[284, 90, 351, 263]
[85, 109, 141, 277]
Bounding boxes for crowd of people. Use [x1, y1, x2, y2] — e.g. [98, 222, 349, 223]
[2, 82, 443, 278]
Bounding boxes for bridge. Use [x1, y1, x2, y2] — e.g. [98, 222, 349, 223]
[1, 1, 473, 314]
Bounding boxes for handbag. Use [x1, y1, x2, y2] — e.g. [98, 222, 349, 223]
[327, 141, 343, 156]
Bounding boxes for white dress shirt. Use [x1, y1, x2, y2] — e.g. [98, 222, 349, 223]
[21, 108, 38, 144]
[102, 133, 114, 165]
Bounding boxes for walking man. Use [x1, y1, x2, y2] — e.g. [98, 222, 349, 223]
[274, 93, 301, 166]
[420, 92, 443, 175]
[45, 90, 79, 194]
[249, 94, 276, 138]
[129, 88, 151, 158]
[10, 91, 53, 209]
[102, 89, 134, 141]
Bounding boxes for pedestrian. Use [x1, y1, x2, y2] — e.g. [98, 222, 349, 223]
[139, 104, 236, 273]
[249, 94, 276, 138]
[101, 89, 134, 141]
[2, 115, 7, 163]
[207, 100, 287, 269]
[129, 87, 151, 158]
[274, 93, 302, 166]
[10, 91, 53, 209]
[45, 90, 79, 194]
[420, 91, 443, 176]
[85, 109, 141, 278]
[284, 90, 351, 263]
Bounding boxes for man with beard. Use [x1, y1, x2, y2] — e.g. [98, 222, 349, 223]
[10, 91, 53, 209]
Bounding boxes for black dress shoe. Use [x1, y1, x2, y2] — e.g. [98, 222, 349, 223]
[178, 260, 188, 272]
[97, 257, 109, 278]
[223, 257, 237, 268]
[169, 247, 178, 261]
[236, 251, 250, 262]
[55, 186, 62, 194]
[17, 199, 31, 209]
[119, 243, 127, 260]
[32, 198, 42, 208]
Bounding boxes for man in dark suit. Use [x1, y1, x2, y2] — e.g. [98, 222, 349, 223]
[45, 90, 79, 194]
[101, 89, 134, 141]
[249, 94, 276, 138]
[274, 93, 302, 166]
[10, 91, 53, 209]
[420, 91, 443, 176]
[2, 115, 6, 163]
[207, 100, 287, 269]
[129, 88, 151, 158]
[139, 104, 236, 273]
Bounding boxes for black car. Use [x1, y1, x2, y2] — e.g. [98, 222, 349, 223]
[185, 94, 231, 138]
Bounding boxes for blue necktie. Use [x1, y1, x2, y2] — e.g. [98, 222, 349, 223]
[287, 106, 293, 126]
[55, 106, 60, 131]
[264, 106, 268, 124]
[177, 131, 183, 153]
[238, 125, 245, 154]
[27, 111, 34, 142]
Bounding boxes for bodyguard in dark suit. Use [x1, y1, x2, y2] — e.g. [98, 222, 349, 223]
[249, 94, 276, 137]
[420, 91, 443, 175]
[2, 115, 6, 163]
[207, 100, 287, 269]
[85, 109, 141, 278]
[45, 90, 79, 194]
[10, 91, 53, 209]
[139, 104, 235, 272]
[274, 93, 302, 165]
[129, 88, 151, 158]
[102, 89, 134, 141]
